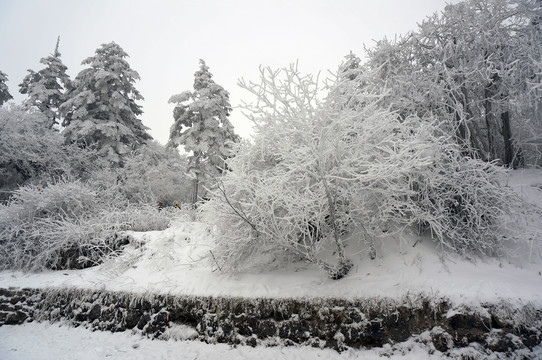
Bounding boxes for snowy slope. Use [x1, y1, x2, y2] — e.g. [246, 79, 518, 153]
[1, 169, 541, 309]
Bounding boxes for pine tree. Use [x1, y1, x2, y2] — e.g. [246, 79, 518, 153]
[19, 37, 71, 129]
[0, 71, 13, 106]
[340, 51, 362, 81]
[332, 51, 365, 111]
[60, 42, 151, 166]
[168, 59, 240, 204]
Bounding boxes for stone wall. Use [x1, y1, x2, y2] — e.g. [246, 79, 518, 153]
[0, 287, 540, 354]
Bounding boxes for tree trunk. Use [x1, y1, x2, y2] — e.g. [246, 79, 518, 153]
[501, 110, 515, 167]
[192, 155, 201, 206]
[192, 176, 199, 205]
[458, 84, 481, 155]
[318, 164, 352, 279]
[484, 90, 495, 160]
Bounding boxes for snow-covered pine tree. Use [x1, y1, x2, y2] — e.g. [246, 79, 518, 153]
[19, 37, 71, 129]
[332, 52, 367, 111]
[0, 71, 13, 106]
[340, 51, 362, 82]
[168, 59, 240, 204]
[60, 42, 151, 166]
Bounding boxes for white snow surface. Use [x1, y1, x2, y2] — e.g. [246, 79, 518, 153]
[1, 169, 542, 308]
[0, 321, 456, 360]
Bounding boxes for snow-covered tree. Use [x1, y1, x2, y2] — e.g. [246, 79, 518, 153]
[19, 37, 71, 129]
[363, 0, 542, 166]
[168, 59, 240, 204]
[0, 71, 13, 106]
[203, 65, 423, 278]
[202, 64, 521, 279]
[60, 42, 151, 166]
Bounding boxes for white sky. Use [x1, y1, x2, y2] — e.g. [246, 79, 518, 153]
[0, 0, 457, 144]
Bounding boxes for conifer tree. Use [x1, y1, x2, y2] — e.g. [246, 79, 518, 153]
[168, 59, 240, 204]
[332, 52, 366, 111]
[60, 42, 151, 166]
[19, 37, 71, 129]
[0, 71, 13, 106]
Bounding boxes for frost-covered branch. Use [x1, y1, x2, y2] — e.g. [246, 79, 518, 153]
[203, 60, 525, 279]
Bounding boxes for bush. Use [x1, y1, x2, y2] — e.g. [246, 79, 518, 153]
[0, 106, 98, 201]
[0, 108, 192, 271]
[0, 179, 177, 271]
[412, 157, 521, 258]
[88, 141, 192, 208]
[201, 64, 524, 278]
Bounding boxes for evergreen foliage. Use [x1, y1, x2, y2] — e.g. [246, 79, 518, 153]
[0, 70, 13, 106]
[169, 59, 240, 204]
[60, 42, 151, 166]
[19, 37, 71, 129]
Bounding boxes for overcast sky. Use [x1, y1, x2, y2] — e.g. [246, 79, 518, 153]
[0, 0, 457, 144]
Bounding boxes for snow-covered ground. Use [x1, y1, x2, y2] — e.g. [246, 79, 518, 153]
[1, 169, 541, 358]
[3, 321, 362, 360]
[1, 170, 541, 307]
[7, 321, 538, 360]
[1, 227, 540, 306]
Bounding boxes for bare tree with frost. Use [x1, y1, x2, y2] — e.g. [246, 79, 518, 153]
[363, 0, 542, 166]
[202, 63, 522, 279]
[0, 106, 98, 199]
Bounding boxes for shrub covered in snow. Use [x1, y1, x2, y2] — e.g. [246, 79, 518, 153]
[0, 107, 191, 271]
[202, 64, 523, 278]
[0, 179, 177, 271]
[0, 106, 98, 201]
[411, 157, 521, 258]
[88, 141, 193, 208]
